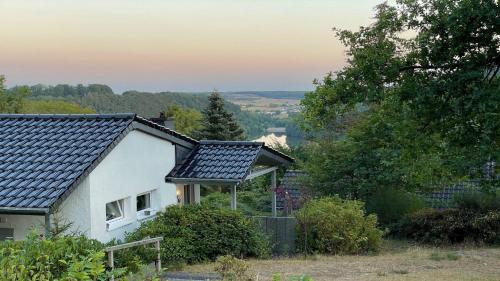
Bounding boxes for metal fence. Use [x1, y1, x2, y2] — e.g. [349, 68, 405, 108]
[251, 216, 297, 255]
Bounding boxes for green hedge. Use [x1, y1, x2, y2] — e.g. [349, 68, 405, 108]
[295, 197, 383, 255]
[126, 204, 270, 266]
[393, 208, 500, 245]
[365, 188, 425, 225]
[0, 232, 116, 280]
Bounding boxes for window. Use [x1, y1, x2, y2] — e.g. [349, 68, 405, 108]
[106, 199, 124, 221]
[137, 193, 151, 212]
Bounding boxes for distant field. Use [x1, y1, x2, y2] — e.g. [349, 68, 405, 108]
[223, 91, 306, 99]
[182, 240, 500, 281]
[221, 91, 303, 113]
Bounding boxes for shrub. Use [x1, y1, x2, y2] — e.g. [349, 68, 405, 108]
[454, 187, 500, 211]
[214, 255, 254, 281]
[295, 196, 383, 255]
[365, 188, 425, 225]
[202, 190, 272, 216]
[126, 204, 270, 266]
[0, 232, 121, 280]
[393, 208, 500, 245]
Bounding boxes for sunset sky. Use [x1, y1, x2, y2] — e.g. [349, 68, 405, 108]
[0, 0, 384, 93]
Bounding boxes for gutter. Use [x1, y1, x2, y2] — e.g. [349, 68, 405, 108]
[0, 207, 49, 215]
[165, 177, 240, 185]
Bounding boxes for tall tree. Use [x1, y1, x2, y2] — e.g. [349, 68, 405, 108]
[195, 91, 245, 140]
[301, 0, 500, 197]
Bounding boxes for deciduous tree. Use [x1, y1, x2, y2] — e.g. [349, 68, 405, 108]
[301, 0, 500, 197]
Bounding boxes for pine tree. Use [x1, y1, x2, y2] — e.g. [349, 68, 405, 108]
[195, 91, 245, 140]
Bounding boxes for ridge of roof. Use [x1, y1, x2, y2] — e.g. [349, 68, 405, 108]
[199, 140, 294, 163]
[200, 140, 264, 146]
[0, 113, 199, 146]
[134, 115, 198, 145]
[0, 113, 136, 119]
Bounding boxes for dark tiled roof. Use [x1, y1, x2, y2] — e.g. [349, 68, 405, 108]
[428, 180, 479, 201]
[134, 115, 197, 145]
[167, 141, 293, 183]
[0, 113, 197, 210]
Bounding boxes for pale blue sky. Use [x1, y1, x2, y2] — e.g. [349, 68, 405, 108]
[0, 0, 385, 93]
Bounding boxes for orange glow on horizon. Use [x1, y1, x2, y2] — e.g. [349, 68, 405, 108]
[0, 0, 381, 92]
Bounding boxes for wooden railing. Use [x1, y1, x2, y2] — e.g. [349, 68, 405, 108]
[105, 236, 163, 280]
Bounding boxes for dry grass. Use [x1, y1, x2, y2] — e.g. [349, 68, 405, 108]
[182, 240, 500, 281]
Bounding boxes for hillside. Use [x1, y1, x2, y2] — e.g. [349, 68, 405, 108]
[18, 84, 281, 139]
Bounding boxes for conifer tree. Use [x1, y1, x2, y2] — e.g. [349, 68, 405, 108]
[195, 91, 245, 140]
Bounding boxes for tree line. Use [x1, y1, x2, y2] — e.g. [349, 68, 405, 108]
[5, 82, 280, 139]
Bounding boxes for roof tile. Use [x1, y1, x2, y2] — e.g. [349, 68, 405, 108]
[0, 114, 133, 208]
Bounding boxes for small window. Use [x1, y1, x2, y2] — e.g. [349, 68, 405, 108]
[137, 193, 151, 212]
[106, 200, 124, 221]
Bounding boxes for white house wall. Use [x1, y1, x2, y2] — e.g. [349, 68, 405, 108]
[58, 176, 92, 236]
[87, 129, 177, 242]
[0, 129, 178, 242]
[0, 214, 44, 240]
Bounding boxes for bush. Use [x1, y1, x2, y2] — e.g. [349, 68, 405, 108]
[393, 208, 500, 245]
[202, 190, 272, 216]
[454, 187, 500, 211]
[295, 196, 383, 255]
[365, 188, 425, 225]
[126, 204, 270, 266]
[0, 232, 120, 280]
[214, 255, 254, 281]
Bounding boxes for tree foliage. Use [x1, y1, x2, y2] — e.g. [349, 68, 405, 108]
[12, 83, 279, 139]
[1, 76, 93, 115]
[195, 91, 246, 141]
[301, 0, 500, 197]
[23, 100, 95, 114]
[165, 104, 202, 136]
[0, 75, 28, 113]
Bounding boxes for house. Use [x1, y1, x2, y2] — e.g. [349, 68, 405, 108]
[0, 114, 293, 242]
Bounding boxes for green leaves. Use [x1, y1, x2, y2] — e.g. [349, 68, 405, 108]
[0, 75, 29, 114]
[125, 204, 270, 267]
[296, 197, 383, 255]
[0, 233, 111, 281]
[164, 104, 203, 136]
[300, 0, 500, 195]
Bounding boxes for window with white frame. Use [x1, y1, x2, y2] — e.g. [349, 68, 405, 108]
[106, 199, 124, 222]
[136, 192, 151, 212]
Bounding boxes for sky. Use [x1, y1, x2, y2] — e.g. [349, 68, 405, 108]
[0, 0, 383, 93]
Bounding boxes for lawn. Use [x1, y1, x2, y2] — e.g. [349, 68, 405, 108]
[181, 240, 500, 281]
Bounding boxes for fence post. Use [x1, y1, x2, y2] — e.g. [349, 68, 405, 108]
[108, 250, 114, 281]
[155, 240, 161, 274]
[272, 170, 277, 217]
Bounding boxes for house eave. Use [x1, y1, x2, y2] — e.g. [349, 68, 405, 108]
[0, 207, 49, 215]
[165, 177, 240, 185]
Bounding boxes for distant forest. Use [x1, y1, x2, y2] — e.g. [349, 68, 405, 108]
[11, 84, 299, 139]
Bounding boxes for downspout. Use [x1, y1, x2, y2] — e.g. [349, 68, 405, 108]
[44, 211, 51, 239]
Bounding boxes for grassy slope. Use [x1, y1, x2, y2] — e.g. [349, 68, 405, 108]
[183, 240, 500, 281]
